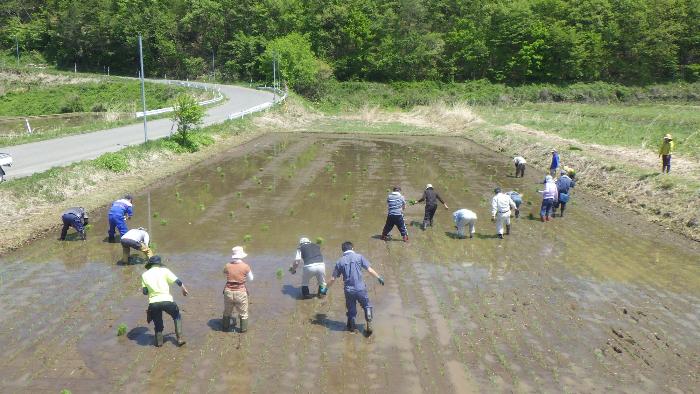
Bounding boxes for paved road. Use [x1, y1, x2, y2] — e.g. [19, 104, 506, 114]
[3, 82, 275, 179]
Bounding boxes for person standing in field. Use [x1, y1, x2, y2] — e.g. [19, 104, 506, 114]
[289, 237, 327, 299]
[491, 188, 518, 239]
[549, 150, 560, 177]
[59, 207, 89, 240]
[327, 241, 385, 335]
[553, 170, 575, 217]
[120, 227, 153, 263]
[538, 175, 558, 222]
[380, 186, 408, 242]
[453, 208, 477, 239]
[659, 134, 674, 174]
[107, 194, 133, 242]
[417, 184, 449, 230]
[141, 256, 189, 347]
[513, 155, 527, 178]
[222, 246, 253, 333]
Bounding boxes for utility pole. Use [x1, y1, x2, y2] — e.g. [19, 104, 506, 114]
[138, 33, 148, 142]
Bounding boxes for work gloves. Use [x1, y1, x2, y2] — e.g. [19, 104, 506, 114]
[377, 276, 385, 286]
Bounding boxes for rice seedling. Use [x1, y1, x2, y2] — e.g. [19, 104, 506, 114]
[60, 390, 72, 394]
[160, 219, 168, 226]
[308, 192, 316, 198]
[266, 185, 273, 191]
[315, 237, 325, 245]
[257, 179, 263, 185]
[275, 268, 284, 280]
[229, 211, 235, 217]
[237, 191, 242, 198]
[243, 234, 252, 243]
[245, 202, 251, 209]
[216, 166, 222, 172]
[408, 199, 417, 205]
[175, 191, 181, 198]
[261, 224, 269, 232]
[289, 208, 295, 216]
[198, 203, 205, 211]
[152, 212, 159, 218]
[343, 194, 349, 201]
[346, 171, 352, 176]
[324, 164, 333, 172]
[352, 212, 358, 220]
[117, 323, 127, 336]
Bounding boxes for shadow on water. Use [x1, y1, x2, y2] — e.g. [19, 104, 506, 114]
[445, 232, 471, 240]
[473, 233, 500, 239]
[207, 318, 224, 332]
[310, 313, 347, 332]
[281, 284, 301, 300]
[116, 256, 147, 266]
[409, 220, 423, 229]
[126, 327, 152, 347]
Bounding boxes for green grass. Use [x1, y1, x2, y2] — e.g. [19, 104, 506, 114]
[0, 80, 189, 116]
[475, 103, 700, 159]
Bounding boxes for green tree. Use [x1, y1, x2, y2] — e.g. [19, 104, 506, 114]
[171, 94, 204, 148]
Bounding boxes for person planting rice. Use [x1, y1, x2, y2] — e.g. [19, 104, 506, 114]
[453, 208, 477, 239]
[538, 175, 559, 222]
[380, 186, 408, 242]
[505, 191, 523, 218]
[553, 170, 575, 217]
[513, 155, 527, 178]
[491, 188, 518, 238]
[107, 194, 133, 242]
[289, 237, 327, 299]
[59, 207, 89, 241]
[141, 256, 189, 347]
[120, 227, 153, 263]
[327, 241, 385, 335]
[417, 184, 448, 230]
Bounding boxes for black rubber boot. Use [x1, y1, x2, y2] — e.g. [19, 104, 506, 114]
[239, 317, 248, 333]
[175, 319, 186, 346]
[497, 234, 504, 239]
[222, 315, 231, 332]
[301, 286, 311, 299]
[506, 224, 511, 235]
[60, 226, 68, 241]
[346, 318, 356, 332]
[364, 307, 373, 336]
[108, 235, 116, 243]
[155, 332, 164, 347]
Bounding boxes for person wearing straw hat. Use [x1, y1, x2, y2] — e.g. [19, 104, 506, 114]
[141, 255, 189, 347]
[289, 237, 327, 299]
[659, 134, 675, 173]
[549, 149, 560, 177]
[417, 184, 448, 230]
[222, 246, 254, 333]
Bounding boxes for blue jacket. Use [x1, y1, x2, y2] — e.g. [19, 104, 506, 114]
[556, 175, 575, 194]
[550, 153, 560, 169]
[108, 199, 133, 218]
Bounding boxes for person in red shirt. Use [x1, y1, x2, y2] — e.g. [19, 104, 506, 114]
[222, 246, 254, 332]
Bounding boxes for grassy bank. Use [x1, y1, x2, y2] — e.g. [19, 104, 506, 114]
[314, 80, 700, 112]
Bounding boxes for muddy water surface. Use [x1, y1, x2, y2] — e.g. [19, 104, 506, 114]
[0, 133, 698, 393]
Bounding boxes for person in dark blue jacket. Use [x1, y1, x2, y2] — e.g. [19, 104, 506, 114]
[553, 171, 575, 217]
[60, 207, 89, 240]
[107, 195, 133, 242]
[550, 149, 560, 177]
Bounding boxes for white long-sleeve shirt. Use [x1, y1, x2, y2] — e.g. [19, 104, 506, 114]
[491, 193, 517, 216]
[453, 209, 477, 222]
[513, 156, 527, 165]
[122, 228, 149, 245]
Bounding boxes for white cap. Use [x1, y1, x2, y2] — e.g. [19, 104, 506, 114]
[426, 184, 433, 189]
[299, 237, 311, 245]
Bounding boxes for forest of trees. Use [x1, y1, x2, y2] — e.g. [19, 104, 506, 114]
[1, 0, 699, 91]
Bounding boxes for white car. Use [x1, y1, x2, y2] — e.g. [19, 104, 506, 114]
[0, 152, 11, 181]
[0, 152, 13, 167]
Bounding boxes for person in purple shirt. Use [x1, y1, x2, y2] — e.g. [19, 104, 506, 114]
[327, 241, 385, 336]
[538, 175, 559, 222]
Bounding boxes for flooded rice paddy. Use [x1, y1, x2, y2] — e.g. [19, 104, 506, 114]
[0, 133, 698, 393]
